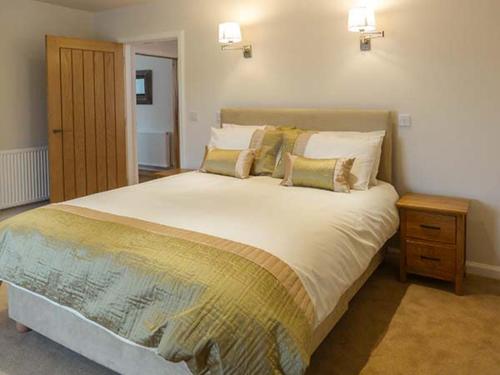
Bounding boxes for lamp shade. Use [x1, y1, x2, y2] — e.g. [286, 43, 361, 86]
[348, 7, 376, 32]
[218, 22, 242, 44]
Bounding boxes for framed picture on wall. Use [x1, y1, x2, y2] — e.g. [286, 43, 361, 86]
[136, 70, 152, 105]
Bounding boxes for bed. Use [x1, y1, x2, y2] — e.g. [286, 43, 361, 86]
[0, 108, 399, 375]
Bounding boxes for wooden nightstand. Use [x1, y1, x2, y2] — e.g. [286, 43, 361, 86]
[397, 193, 470, 295]
[154, 168, 194, 179]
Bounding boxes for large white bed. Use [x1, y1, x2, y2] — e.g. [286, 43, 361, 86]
[68, 172, 399, 326]
[4, 108, 399, 374]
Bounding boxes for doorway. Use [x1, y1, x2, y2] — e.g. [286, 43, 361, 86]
[131, 41, 179, 182]
[121, 32, 185, 185]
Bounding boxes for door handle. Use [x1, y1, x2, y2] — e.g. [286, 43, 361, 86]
[420, 224, 441, 231]
[421, 255, 441, 262]
[52, 129, 63, 134]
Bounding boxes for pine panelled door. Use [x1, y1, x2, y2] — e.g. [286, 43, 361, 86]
[46, 35, 127, 202]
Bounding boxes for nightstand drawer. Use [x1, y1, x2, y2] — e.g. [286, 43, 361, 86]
[406, 240, 455, 280]
[406, 210, 456, 244]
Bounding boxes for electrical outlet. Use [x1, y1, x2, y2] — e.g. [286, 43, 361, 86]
[399, 114, 412, 127]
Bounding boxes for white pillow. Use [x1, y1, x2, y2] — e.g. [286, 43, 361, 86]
[222, 123, 268, 130]
[208, 127, 257, 150]
[314, 131, 385, 186]
[302, 133, 383, 190]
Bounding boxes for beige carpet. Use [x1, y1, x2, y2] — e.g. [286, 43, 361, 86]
[359, 280, 500, 375]
[309, 259, 500, 375]
[1, 254, 500, 374]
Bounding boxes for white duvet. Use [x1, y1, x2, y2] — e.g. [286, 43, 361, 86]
[68, 172, 399, 326]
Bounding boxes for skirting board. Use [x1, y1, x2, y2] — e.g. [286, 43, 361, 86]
[466, 262, 500, 280]
[388, 247, 500, 281]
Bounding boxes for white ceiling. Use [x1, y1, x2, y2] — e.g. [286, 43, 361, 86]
[35, 0, 153, 12]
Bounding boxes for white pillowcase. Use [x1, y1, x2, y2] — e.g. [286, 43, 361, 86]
[313, 131, 385, 186]
[222, 123, 267, 130]
[302, 131, 385, 190]
[208, 127, 257, 150]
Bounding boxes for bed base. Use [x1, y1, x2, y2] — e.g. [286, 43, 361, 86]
[7, 248, 385, 375]
[311, 247, 385, 351]
[8, 284, 191, 375]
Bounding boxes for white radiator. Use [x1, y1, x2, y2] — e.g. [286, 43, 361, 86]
[137, 131, 171, 169]
[0, 146, 49, 209]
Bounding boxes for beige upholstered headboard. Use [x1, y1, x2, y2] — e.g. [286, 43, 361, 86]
[220, 108, 394, 183]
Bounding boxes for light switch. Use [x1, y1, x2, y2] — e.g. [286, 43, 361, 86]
[399, 114, 412, 127]
[189, 112, 198, 122]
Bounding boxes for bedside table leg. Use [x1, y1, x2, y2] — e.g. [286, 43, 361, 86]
[455, 214, 466, 295]
[400, 268, 407, 282]
[455, 274, 464, 295]
[399, 245, 407, 282]
[398, 210, 407, 283]
[455, 281, 463, 295]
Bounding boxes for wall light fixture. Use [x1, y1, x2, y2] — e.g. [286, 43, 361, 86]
[348, 7, 385, 51]
[218, 22, 252, 58]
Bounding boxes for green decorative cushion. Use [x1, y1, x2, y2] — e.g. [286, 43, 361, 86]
[250, 129, 284, 176]
[281, 153, 355, 192]
[272, 129, 307, 179]
[200, 147, 255, 179]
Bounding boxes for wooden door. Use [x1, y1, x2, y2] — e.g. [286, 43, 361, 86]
[46, 36, 127, 203]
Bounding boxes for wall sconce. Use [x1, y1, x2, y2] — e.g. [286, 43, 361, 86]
[218, 22, 252, 58]
[348, 7, 384, 51]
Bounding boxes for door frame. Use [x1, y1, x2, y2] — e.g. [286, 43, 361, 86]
[119, 31, 185, 185]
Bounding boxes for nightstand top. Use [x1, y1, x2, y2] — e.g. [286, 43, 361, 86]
[397, 193, 470, 215]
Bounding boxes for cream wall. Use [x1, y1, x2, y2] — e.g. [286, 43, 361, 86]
[93, 0, 500, 269]
[0, 0, 93, 151]
[0, 0, 493, 268]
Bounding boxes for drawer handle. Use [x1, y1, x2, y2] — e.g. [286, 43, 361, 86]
[420, 224, 441, 231]
[421, 255, 441, 262]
